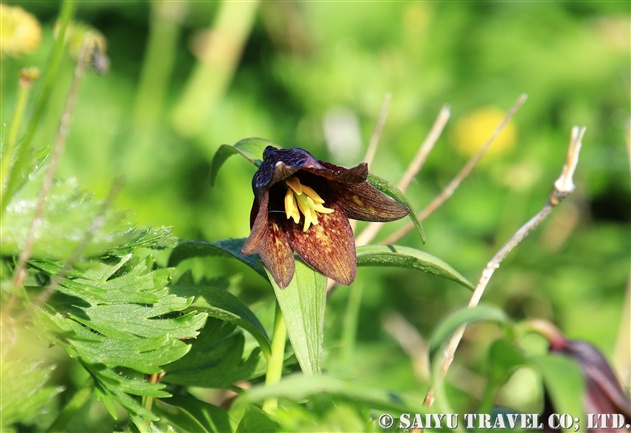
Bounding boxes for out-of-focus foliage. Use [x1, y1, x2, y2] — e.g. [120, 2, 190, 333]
[1, 0, 629, 431]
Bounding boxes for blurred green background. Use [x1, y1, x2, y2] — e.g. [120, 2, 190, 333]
[3, 0, 629, 419]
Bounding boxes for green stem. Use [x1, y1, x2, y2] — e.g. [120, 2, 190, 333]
[262, 301, 287, 414]
[143, 373, 159, 427]
[1, 75, 32, 200]
[2, 0, 76, 205]
[46, 378, 94, 433]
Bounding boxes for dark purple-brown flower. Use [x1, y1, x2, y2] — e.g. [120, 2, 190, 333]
[542, 327, 631, 432]
[241, 146, 410, 288]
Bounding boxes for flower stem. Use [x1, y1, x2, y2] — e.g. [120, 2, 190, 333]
[262, 301, 287, 414]
[2, 0, 76, 206]
[1, 73, 33, 202]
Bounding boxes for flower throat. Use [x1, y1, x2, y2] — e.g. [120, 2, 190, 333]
[284, 177, 333, 232]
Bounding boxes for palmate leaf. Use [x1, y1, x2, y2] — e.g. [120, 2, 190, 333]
[356, 245, 474, 290]
[1, 166, 137, 260]
[0, 360, 64, 428]
[31, 254, 207, 420]
[209, 138, 281, 187]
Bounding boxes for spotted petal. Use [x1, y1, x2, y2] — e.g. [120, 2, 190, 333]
[285, 202, 356, 286]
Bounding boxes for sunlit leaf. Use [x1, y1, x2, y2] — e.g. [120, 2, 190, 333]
[209, 138, 281, 187]
[270, 260, 326, 375]
[356, 245, 474, 290]
[0, 360, 64, 428]
[366, 173, 425, 243]
[1, 167, 136, 260]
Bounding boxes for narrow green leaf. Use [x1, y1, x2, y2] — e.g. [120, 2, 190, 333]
[270, 260, 326, 376]
[154, 400, 211, 433]
[168, 239, 267, 279]
[168, 284, 271, 358]
[530, 354, 585, 431]
[429, 304, 510, 361]
[162, 318, 261, 388]
[487, 339, 528, 384]
[235, 374, 424, 414]
[236, 406, 280, 433]
[356, 245, 474, 290]
[209, 138, 281, 187]
[366, 173, 425, 243]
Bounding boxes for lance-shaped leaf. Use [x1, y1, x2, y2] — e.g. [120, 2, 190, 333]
[356, 244, 474, 290]
[155, 395, 233, 433]
[270, 260, 327, 375]
[168, 239, 266, 279]
[429, 304, 510, 361]
[234, 373, 424, 414]
[366, 173, 426, 243]
[209, 138, 281, 187]
[168, 283, 271, 358]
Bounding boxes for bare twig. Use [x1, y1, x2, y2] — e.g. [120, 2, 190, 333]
[364, 92, 393, 167]
[423, 126, 586, 407]
[11, 40, 94, 294]
[382, 94, 528, 245]
[354, 104, 451, 248]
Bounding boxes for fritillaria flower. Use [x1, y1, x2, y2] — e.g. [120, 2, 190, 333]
[241, 146, 410, 288]
[539, 322, 631, 432]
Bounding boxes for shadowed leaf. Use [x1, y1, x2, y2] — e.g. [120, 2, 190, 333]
[210, 138, 281, 187]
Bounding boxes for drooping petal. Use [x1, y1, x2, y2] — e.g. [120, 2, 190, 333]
[258, 218, 295, 289]
[286, 202, 356, 286]
[303, 161, 368, 184]
[242, 193, 296, 288]
[331, 181, 410, 222]
[242, 193, 270, 255]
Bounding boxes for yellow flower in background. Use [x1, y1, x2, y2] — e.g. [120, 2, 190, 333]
[452, 107, 517, 157]
[0, 3, 42, 57]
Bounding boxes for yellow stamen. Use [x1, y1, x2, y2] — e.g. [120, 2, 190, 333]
[283, 177, 333, 231]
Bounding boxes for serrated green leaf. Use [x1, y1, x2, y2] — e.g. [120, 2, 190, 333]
[235, 374, 424, 414]
[0, 360, 64, 427]
[429, 304, 510, 361]
[168, 239, 267, 279]
[530, 354, 585, 431]
[236, 406, 280, 433]
[209, 138, 281, 187]
[270, 260, 326, 376]
[155, 395, 233, 433]
[168, 284, 271, 358]
[162, 318, 260, 387]
[366, 173, 425, 243]
[1, 167, 137, 260]
[356, 245, 474, 290]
